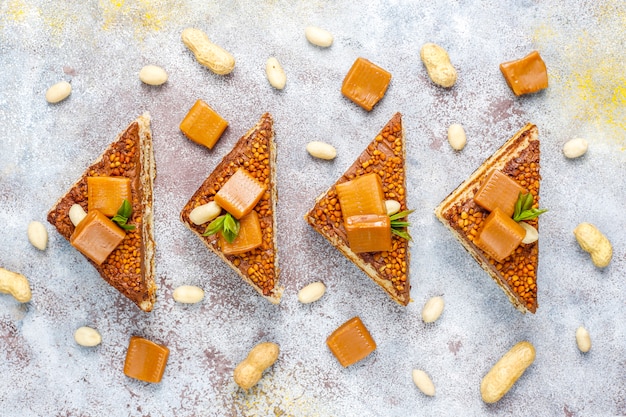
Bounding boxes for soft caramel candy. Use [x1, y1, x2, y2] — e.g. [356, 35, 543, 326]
[327, 316, 377, 367]
[336, 173, 386, 218]
[214, 169, 267, 219]
[220, 210, 263, 255]
[474, 170, 526, 217]
[341, 57, 392, 111]
[475, 207, 525, 262]
[123, 336, 170, 383]
[180, 99, 229, 149]
[70, 209, 126, 265]
[500, 51, 548, 96]
[87, 176, 131, 217]
[344, 214, 392, 253]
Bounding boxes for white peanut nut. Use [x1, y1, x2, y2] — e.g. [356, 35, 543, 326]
[172, 285, 205, 304]
[189, 201, 221, 225]
[421, 296, 444, 323]
[0, 267, 32, 303]
[28, 221, 48, 251]
[447, 123, 466, 150]
[234, 342, 280, 390]
[74, 326, 102, 347]
[297, 281, 326, 304]
[412, 369, 436, 396]
[420, 43, 457, 88]
[519, 222, 539, 244]
[563, 138, 588, 159]
[576, 326, 591, 353]
[265, 57, 286, 90]
[45, 81, 72, 103]
[139, 65, 168, 86]
[573, 222, 612, 268]
[181, 28, 235, 75]
[480, 341, 535, 403]
[385, 200, 401, 216]
[306, 141, 337, 160]
[69, 204, 87, 227]
[305, 26, 334, 48]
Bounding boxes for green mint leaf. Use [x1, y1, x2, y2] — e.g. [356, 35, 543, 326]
[203, 215, 226, 236]
[389, 209, 415, 221]
[202, 213, 240, 243]
[118, 199, 133, 219]
[390, 221, 410, 228]
[514, 208, 548, 222]
[391, 228, 412, 241]
[514, 192, 524, 219]
[111, 199, 135, 230]
[522, 192, 534, 212]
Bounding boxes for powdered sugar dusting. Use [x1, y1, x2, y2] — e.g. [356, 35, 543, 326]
[1, 1, 625, 416]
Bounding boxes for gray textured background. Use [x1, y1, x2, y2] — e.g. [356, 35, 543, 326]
[0, 1, 625, 416]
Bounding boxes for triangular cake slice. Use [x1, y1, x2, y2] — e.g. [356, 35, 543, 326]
[435, 123, 541, 313]
[305, 113, 410, 306]
[180, 113, 282, 303]
[47, 113, 156, 312]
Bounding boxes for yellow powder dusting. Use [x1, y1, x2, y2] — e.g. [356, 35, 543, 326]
[534, 2, 626, 146]
[4, 0, 28, 22]
[99, 0, 181, 37]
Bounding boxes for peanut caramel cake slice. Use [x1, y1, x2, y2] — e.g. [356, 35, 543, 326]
[180, 113, 282, 303]
[47, 113, 156, 312]
[305, 113, 411, 306]
[435, 124, 544, 313]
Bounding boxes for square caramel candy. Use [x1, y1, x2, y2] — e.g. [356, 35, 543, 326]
[219, 210, 263, 255]
[70, 209, 126, 265]
[124, 336, 170, 383]
[87, 176, 131, 217]
[336, 173, 386, 218]
[180, 99, 229, 149]
[214, 169, 267, 219]
[344, 214, 392, 253]
[341, 57, 392, 111]
[475, 207, 525, 262]
[327, 316, 377, 367]
[474, 170, 526, 217]
[500, 51, 548, 96]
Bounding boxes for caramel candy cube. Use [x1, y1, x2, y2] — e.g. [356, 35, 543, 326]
[341, 57, 392, 111]
[124, 336, 170, 383]
[336, 173, 386, 219]
[220, 210, 263, 255]
[475, 207, 526, 262]
[327, 317, 377, 367]
[344, 214, 392, 253]
[214, 169, 267, 219]
[87, 176, 131, 217]
[180, 99, 229, 149]
[474, 170, 526, 217]
[500, 51, 548, 96]
[70, 209, 126, 265]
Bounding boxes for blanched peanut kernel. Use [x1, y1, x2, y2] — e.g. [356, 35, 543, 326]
[421, 296, 445, 323]
[265, 57, 286, 90]
[385, 200, 401, 216]
[139, 65, 168, 86]
[306, 141, 337, 160]
[28, 221, 48, 250]
[297, 281, 326, 304]
[74, 326, 102, 347]
[519, 222, 538, 244]
[173, 285, 205, 304]
[447, 124, 466, 150]
[305, 26, 334, 48]
[45, 81, 72, 103]
[576, 326, 591, 353]
[69, 204, 87, 226]
[189, 201, 221, 225]
[412, 369, 435, 396]
[563, 138, 588, 159]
